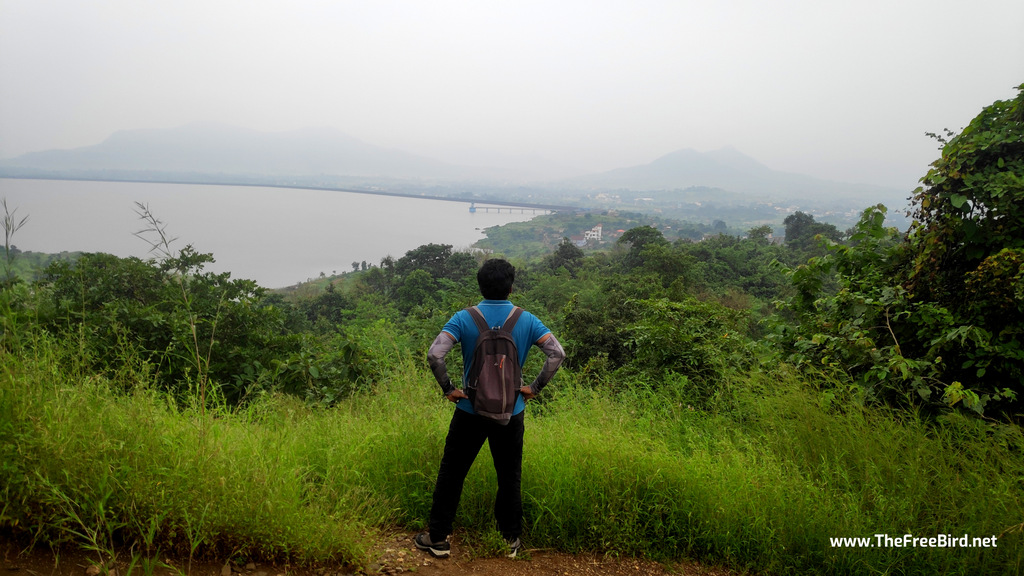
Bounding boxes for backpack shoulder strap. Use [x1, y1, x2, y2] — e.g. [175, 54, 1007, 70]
[502, 306, 524, 334]
[466, 305, 523, 333]
[466, 306, 491, 333]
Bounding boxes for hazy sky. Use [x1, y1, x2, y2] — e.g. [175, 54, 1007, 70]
[1, 0, 1022, 190]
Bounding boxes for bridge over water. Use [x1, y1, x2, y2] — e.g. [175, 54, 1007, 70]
[468, 202, 563, 214]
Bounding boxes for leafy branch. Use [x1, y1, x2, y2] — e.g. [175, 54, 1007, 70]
[133, 202, 223, 418]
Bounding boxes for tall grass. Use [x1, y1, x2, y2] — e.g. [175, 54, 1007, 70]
[521, 372, 1024, 574]
[2, 329, 1022, 575]
[0, 332, 393, 568]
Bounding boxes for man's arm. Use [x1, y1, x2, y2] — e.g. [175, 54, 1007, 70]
[427, 331, 467, 402]
[520, 333, 566, 399]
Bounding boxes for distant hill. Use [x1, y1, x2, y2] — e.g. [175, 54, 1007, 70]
[566, 146, 908, 206]
[0, 124, 911, 211]
[0, 123, 473, 180]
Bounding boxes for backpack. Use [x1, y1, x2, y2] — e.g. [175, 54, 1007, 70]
[465, 306, 524, 425]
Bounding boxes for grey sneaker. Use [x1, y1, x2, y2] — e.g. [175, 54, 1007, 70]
[506, 537, 523, 558]
[414, 532, 450, 558]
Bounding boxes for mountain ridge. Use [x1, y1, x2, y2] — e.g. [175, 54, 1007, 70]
[567, 145, 904, 205]
[2, 123, 471, 180]
[1, 123, 908, 205]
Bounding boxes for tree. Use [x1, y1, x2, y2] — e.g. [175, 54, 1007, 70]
[299, 282, 350, 330]
[776, 86, 1024, 415]
[626, 297, 747, 390]
[777, 205, 928, 405]
[747, 225, 772, 243]
[39, 250, 297, 404]
[618, 226, 668, 269]
[618, 225, 667, 252]
[395, 243, 453, 280]
[395, 269, 437, 312]
[445, 251, 478, 282]
[545, 237, 585, 275]
[636, 243, 695, 290]
[359, 266, 394, 298]
[909, 83, 1024, 308]
[680, 234, 788, 300]
[394, 243, 476, 283]
[784, 211, 841, 256]
[903, 83, 1024, 407]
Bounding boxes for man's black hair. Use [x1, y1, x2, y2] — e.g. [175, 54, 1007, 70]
[477, 259, 515, 300]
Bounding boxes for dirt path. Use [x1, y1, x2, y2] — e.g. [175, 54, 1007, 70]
[2, 533, 736, 576]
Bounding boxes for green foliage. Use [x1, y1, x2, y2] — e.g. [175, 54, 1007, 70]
[4, 339, 1021, 575]
[35, 249, 366, 406]
[784, 210, 843, 257]
[617, 225, 668, 270]
[355, 243, 477, 315]
[0, 349, 383, 567]
[633, 242, 696, 289]
[626, 297, 750, 388]
[911, 84, 1024, 299]
[293, 282, 352, 331]
[558, 266, 675, 372]
[477, 210, 712, 260]
[218, 331, 370, 408]
[904, 85, 1024, 402]
[770, 87, 1024, 415]
[775, 205, 933, 405]
[393, 242, 476, 283]
[561, 289, 633, 370]
[4, 156, 1024, 574]
[679, 233, 790, 300]
[747, 224, 772, 241]
[2, 198, 30, 287]
[777, 202, 1022, 414]
[395, 268, 437, 312]
[544, 237, 585, 276]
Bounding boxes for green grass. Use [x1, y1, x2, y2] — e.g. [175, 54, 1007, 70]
[2, 332, 1022, 575]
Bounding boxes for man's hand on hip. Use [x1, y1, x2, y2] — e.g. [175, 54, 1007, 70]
[445, 389, 468, 403]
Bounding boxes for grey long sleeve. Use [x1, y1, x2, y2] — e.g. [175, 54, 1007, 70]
[527, 334, 566, 395]
[427, 332, 457, 395]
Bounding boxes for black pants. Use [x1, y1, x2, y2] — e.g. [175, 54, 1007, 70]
[428, 408, 525, 541]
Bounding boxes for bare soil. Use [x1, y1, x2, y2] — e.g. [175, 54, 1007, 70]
[2, 533, 738, 576]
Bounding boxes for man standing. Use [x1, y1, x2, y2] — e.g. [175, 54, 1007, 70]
[415, 259, 565, 559]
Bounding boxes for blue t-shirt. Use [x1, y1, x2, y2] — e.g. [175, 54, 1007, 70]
[442, 299, 552, 415]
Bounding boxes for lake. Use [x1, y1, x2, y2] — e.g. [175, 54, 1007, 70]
[0, 178, 541, 288]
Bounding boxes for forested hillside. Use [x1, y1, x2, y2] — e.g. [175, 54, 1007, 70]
[1, 86, 1022, 575]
